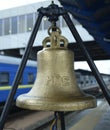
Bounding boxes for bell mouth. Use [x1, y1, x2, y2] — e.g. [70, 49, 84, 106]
[16, 94, 97, 111]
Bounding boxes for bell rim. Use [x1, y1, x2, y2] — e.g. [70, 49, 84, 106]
[16, 94, 97, 111]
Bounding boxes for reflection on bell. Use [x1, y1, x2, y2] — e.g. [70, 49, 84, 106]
[16, 26, 96, 111]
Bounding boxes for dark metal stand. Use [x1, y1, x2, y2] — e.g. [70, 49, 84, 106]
[63, 13, 110, 104]
[53, 112, 65, 130]
[0, 13, 43, 130]
[0, 2, 110, 130]
[58, 112, 66, 130]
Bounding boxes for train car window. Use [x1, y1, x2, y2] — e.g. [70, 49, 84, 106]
[18, 15, 26, 33]
[4, 17, 11, 35]
[0, 19, 3, 36]
[27, 13, 34, 32]
[28, 73, 34, 84]
[11, 16, 17, 34]
[0, 72, 9, 86]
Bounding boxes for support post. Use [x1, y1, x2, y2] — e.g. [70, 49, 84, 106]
[58, 112, 66, 130]
[0, 13, 43, 130]
[63, 13, 110, 105]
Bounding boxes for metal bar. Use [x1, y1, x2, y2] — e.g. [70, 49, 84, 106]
[0, 13, 43, 130]
[63, 13, 110, 105]
[58, 112, 66, 130]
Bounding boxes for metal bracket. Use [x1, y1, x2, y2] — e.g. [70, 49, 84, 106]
[38, 2, 66, 22]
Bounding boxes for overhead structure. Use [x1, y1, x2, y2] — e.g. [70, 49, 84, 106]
[59, 0, 110, 56]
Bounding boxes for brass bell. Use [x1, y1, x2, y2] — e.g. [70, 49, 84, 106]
[16, 26, 96, 111]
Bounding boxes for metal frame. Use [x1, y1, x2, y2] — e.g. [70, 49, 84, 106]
[0, 2, 110, 130]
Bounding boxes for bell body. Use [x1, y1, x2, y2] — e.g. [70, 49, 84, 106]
[16, 47, 96, 111]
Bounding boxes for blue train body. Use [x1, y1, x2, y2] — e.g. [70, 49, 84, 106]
[0, 56, 37, 103]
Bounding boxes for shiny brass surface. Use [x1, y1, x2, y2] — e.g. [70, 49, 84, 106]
[16, 26, 96, 111]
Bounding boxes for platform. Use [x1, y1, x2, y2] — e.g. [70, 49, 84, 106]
[4, 99, 110, 130]
[69, 99, 110, 130]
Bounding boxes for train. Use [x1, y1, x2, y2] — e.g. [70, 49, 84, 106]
[0, 55, 37, 103]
